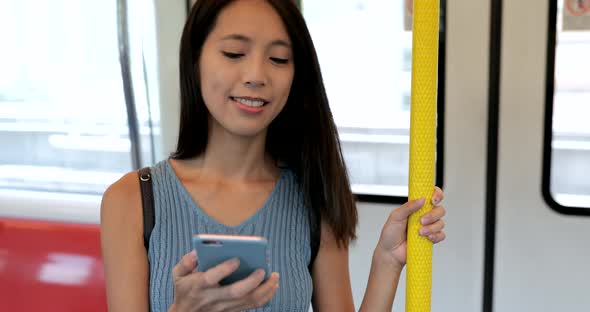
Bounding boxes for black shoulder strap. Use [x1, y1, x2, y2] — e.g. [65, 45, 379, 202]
[308, 206, 321, 275]
[138, 167, 154, 250]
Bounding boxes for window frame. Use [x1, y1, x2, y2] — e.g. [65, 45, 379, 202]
[303, 0, 446, 204]
[0, 0, 150, 195]
[542, 0, 590, 215]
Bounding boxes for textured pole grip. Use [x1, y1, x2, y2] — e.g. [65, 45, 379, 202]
[405, 0, 439, 311]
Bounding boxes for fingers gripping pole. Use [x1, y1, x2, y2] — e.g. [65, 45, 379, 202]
[405, 1, 439, 312]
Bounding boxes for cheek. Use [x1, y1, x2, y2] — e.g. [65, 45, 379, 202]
[273, 73, 294, 115]
[278, 70, 295, 99]
[200, 68, 228, 106]
[199, 48, 232, 104]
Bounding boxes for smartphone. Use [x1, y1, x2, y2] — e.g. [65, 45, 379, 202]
[193, 234, 270, 286]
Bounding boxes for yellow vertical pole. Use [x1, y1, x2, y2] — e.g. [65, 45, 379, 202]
[405, 0, 439, 311]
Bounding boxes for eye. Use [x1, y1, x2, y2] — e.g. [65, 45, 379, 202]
[270, 57, 289, 65]
[222, 51, 244, 59]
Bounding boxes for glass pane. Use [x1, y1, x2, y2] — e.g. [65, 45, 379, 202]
[0, 0, 132, 194]
[550, 0, 590, 207]
[128, 0, 161, 166]
[301, 0, 424, 196]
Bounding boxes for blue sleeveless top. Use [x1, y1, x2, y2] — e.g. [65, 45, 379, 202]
[147, 160, 313, 311]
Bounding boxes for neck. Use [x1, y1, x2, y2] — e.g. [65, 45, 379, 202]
[190, 122, 277, 180]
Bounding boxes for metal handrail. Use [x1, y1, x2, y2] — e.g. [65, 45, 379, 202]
[117, 0, 142, 169]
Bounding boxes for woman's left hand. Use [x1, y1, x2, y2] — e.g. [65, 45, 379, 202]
[376, 186, 446, 269]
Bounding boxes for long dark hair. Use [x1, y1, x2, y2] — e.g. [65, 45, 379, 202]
[174, 0, 357, 247]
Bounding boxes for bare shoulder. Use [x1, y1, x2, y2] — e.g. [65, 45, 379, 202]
[100, 171, 145, 251]
[102, 170, 142, 208]
[319, 220, 337, 247]
[100, 171, 150, 311]
[312, 220, 355, 311]
[316, 219, 345, 253]
[100, 171, 143, 232]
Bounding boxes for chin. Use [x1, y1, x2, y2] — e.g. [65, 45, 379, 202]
[226, 125, 269, 138]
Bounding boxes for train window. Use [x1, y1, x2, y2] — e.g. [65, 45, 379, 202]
[301, 0, 445, 201]
[0, 0, 158, 194]
[543, 0, 590, 212]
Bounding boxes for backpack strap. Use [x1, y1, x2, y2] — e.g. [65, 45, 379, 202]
[138, 167, 154, 250]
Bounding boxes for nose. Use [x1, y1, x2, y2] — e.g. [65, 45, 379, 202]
[243, 56, 267, 89]
[245, 80, 265, 88]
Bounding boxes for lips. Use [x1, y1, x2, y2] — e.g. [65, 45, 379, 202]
[230, 96, 269, 107]
[230, 96, 269, 114]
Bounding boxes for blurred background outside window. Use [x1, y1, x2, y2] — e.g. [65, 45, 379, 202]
[549, 0, 590, 208]
[0, 0, 159, 194]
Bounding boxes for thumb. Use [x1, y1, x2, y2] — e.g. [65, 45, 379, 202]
[389, 198, 425, 222]
[172, 250, 198, 281]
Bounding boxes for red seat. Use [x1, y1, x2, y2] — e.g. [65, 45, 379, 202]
[0, 217, 107, 311]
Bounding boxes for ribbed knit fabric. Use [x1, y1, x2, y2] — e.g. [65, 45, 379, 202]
[147, 159, 313, 312]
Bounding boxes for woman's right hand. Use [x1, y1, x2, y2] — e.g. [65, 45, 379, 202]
[169, 250, 280, 312]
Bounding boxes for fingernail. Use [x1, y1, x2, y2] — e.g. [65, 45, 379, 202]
[189, 250, 197, 261]
[421, 217, 429, 225]
[419, 228, 428, 235]
[256, 269, 265, 278]
[431, 197, 439, 205]
[230, 258, 240, 266]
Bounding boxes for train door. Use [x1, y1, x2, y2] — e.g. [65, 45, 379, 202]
[493, 0, 590, 310]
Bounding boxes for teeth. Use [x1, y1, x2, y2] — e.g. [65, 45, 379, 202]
[233, 97, 265, 107]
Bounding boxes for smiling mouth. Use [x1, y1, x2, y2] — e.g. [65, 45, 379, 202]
[230, 96, 269, 108]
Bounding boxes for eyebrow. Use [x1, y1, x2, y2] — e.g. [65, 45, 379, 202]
[220, 34, 291, 48]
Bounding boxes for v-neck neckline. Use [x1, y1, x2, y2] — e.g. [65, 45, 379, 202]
[165, 159, 285, 231]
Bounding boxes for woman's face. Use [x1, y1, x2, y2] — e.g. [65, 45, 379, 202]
[198, 0, 295, 138]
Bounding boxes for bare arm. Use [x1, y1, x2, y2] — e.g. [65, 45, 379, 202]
[358, 251, 402, 312]
[100, 172, 150, 311]
[360, 187, 447, 312]
[311, 221, 355, 312]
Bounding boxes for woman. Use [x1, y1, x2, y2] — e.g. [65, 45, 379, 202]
[100, 0, 447, 311]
